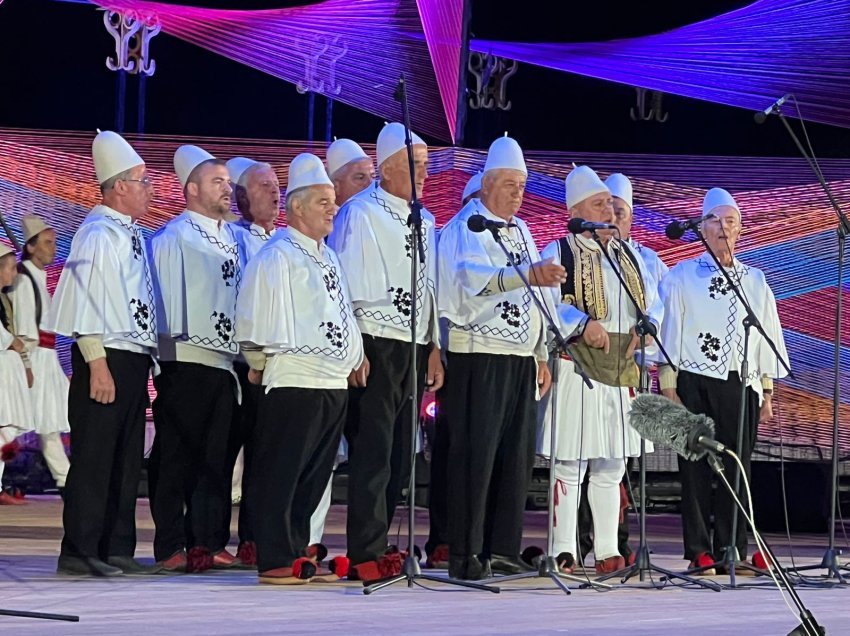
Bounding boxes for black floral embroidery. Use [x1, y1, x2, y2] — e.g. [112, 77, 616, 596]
[708, 275, 731, 300]
[699, 332, 721, 362]
[404, 233, 413, 259]
[321, 321, 344, 348]
[495, 301, 521, 328]
[506, 251, 523, 267]
[323, 269, 339, 294]
[221, 259, 237, 287]
[210, 311, 234, 342]
[131, 233, 143, 261]
[129, 298, 150, 331]
[389, 286, 412, 317]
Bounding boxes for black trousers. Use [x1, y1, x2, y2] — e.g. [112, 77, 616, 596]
[61, 345, 151, 560]
[216, 361, 261, 549]
[149, 361, 235, 561]
[446, 352, 538, 559]
[345, 335, 428, 565]
[249, 387, 346, 572]
[425, 387, 449, 555]
[676, 370, 759, 561]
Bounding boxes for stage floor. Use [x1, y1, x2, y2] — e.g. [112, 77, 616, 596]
[1, 498, 848, 635]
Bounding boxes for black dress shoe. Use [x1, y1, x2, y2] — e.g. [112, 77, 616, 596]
[107, 556, 162, 575]
[57, 554, 123, 577]
[448, 554, 467, 579]
[489, 554, 534, 575]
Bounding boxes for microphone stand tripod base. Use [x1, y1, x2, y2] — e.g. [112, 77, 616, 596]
[363, 555, 500, 595]
[480, 555, 613, 593]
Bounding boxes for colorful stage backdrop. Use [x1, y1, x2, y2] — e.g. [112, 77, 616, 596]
[2, 127, 849, 458]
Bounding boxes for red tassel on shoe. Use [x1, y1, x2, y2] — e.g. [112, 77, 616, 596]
[186, 547, 214, 573]
[1, 440, 20, 463]
[752, 551, 773, 570]
[521, 545, 544, 569]
[236, 541, 257, 567]
[292, 557, 317, 580]
[378, 552, 403, 578]
[328, 556, 350, 579]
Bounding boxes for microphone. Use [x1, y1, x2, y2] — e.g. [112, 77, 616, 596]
[567, 217, 617, 234]
[664, 215, 709, 240]
[628, 394, 725, 461]
[467, 215, 516, 233]
[754, 94, 791, 124]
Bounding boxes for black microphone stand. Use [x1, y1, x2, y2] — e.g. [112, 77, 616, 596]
[475, 220, 611, 594]
[766, 98, 850, 583]
[705, 450, 825, 635]
[588, 232, 721, 591]
[364, 75, 497, 595]
[683, 225, 793, 587]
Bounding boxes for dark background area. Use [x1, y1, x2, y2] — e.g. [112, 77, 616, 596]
[2, 0, 849, 156]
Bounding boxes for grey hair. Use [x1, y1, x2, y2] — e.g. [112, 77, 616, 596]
[99, 168, 135, 194]
[239, 162, 274, 188]
[285, 187, 312, 214]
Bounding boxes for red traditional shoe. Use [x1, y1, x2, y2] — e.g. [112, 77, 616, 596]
[0, 491, 26, 505]
[688, 552, 716, 576]
[305, 543, 328, 563]
[595, 555, 626, 575]
[556, 552, 576, 574]
[258, 559, 316, 586]
[236, 541, 257, 567]
[311, 556, 350, 583]
[426, 544, 450, 569]
[212, 548, 240, 569]
[157, 550, 187, 573]
[752, 551, 773, 571]
[186, 546, 214, 573]
[350, 552, 403, 585]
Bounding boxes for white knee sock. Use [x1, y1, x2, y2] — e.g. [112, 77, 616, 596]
[39, 433, 70, 488]
[587, 458, 626, 560]
[552, 460, 588, 557]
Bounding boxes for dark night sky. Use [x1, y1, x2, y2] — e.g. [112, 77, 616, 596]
[3, 0, 849, 157]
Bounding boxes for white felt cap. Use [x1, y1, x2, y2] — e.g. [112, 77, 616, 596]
[326, 139, 370, 177]
[174, 145, 215, 189]
[565, 165, 609, 209]
[92, 130, 144, 184]
[605, 173, 633, 210]
[22, 215, 51, 243]
[703, 187, 740, 217]
[0, 243, 14, 259]
[226, 157, 257, 187]
[483, 136, 527, 175]
[462, 172, 483, 202]
[287, 153, 334, 194]
[376, 122, 426, 167]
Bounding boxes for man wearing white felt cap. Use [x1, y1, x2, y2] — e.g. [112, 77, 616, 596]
[326, 138, 374, 207]
[8, 215, 71, 494]
[148, 145, 242, 574]
[538, 164, 663, 576]
[328, 122, 443, 584]
[236, 153, 364, 584]
[658, 187, 787, 574]
[47, 130, 157, 576]
[437, 136, 571, 580]
[228, 157, 279, 265]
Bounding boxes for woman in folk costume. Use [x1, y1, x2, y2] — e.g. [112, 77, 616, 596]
[149, 145, 243, 574]
[235, 153, 365, 584]
[47, 131, 157, 576]
[0, 243, 35, 505]
[539, 166, 663, 575]
[658, 188, 788, 573]
[8, 215, 71, 492]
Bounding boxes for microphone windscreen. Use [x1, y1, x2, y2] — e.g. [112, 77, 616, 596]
[665, 222, 686, 241]
[467, 214, 487, 233]
[629, 394, 715, 462]
[567, 217, 586, 235]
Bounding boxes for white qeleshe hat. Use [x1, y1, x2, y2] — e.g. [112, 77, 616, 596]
[376, 122, 426, 167]
[21, 215, 51, 243]
[565, 165, 609, 209]
[462, 172, 483, 202]
[287, 153, 334, 194]
[226, 157, 257, 187]
[326, 139, 370, 177]
[0, 243, 14, 259]
[174, 145, 215, 189]
[702, 187, 740, 218]
[604, 173, 633, 210]
[483, 137, 527, 175]
[92, 130, 144, 184]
